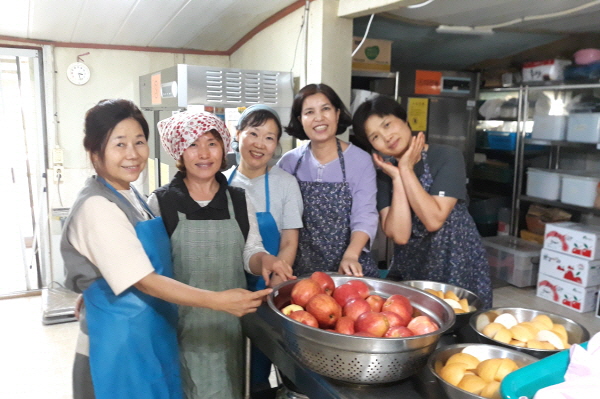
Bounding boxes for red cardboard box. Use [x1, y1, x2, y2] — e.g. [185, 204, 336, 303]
[539, 248, 600, 287]
[537, 273, 599, 313]
[544, 222, 600, 260]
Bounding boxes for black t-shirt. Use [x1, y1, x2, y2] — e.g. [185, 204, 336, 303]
[376, 144, 467, 211]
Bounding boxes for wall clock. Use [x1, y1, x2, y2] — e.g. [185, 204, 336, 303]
[66, 62, 91, 85]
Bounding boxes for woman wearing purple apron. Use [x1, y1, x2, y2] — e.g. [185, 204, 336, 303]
[278, 83, 379, 278]
[63, 100, 273, 399]
[352, 96, 493, 308]
[225, 105, 303, 394]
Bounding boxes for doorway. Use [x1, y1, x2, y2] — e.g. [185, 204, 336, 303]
[0, 47, 48, 296]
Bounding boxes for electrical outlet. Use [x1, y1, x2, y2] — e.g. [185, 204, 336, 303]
[54, 167, 64, 183]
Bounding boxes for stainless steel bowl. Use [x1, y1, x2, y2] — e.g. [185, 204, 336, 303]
[267, 274, 456, 384]
[401, 280, 483, 332]
[469, 307, 590, 359]
[428, 343, 539, 399]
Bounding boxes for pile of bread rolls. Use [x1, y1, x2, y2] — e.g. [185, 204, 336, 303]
[424, 289, 475, 314]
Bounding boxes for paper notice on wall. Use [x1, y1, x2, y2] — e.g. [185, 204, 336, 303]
[160, 162, 170, 186]
[407, 98, 429, 132]
[147, 158, 156, 193]
[151, 73, 162, 105]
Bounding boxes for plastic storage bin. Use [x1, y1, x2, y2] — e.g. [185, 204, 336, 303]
[487, 131, 517, 150]
[531, 115, 567, 140]
[566, 113, 600, 143]
[482, 235, 542, 287]
[560, 173, 600, 208]
[526, 168, 562, 200]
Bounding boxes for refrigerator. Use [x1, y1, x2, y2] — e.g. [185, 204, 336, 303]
[139, 64, 294, 195]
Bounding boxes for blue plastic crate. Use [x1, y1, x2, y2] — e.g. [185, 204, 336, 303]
[487, 131, 517, 150]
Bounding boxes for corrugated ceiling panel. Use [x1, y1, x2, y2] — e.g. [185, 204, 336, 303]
[0, 0, 30, 38]
[28, 0, 84, 42]
[69, 0, 138, 44]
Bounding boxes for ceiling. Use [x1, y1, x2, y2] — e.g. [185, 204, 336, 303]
[1, 0, 600, 72]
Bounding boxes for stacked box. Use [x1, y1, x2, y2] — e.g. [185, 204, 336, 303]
[538, 222, 600, 312]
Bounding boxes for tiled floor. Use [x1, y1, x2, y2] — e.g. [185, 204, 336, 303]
[1, 284, 599, 399]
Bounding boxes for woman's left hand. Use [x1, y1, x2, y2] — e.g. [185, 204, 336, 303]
[398, 131, 425, 170]
[261, 254, 296, 286]
[338, 254, 364, 277]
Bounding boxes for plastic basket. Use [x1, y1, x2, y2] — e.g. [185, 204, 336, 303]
[501, 341, 589, 399]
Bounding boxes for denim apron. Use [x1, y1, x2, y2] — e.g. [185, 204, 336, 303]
[83, 177, 183, 399]
[387, 150, 493, 308]
[228, 166, 279, 392]
[171, 190, 246, 399]
[292, 140, 378, 277]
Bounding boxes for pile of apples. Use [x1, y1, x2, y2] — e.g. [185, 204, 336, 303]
[280, 272, 440, 338]
[477, 312, 570, 350]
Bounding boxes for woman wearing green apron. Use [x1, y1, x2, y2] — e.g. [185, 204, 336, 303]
[149, 111, 295, 399]
[225, 105, 303, 394]
[63, 100, 272, 399]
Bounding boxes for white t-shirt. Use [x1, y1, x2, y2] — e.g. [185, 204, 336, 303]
[67, 190, 154, 296]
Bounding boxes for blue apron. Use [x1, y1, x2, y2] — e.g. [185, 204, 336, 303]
[83, 178, 183, 399]
[228, 166, 281, 290]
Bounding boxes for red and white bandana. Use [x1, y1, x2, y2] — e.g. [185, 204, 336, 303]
[157, 111, 232, 160]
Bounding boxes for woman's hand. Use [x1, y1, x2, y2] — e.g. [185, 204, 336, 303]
[373, 153, 401, 180]
[398, 131, 425, 170]
[260, 254, 296, 286]
[74, 294, 84, 320]
[212, 288, 273, 317]
[338, 254, 364, 277]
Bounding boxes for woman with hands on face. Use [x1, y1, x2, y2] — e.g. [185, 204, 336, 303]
[277, 83, 379, 278]
[352, 95, 492, 308]
[148, 111, 294, 399]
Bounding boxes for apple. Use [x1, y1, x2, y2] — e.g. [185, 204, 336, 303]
[384, 326, 415, 338]
[382, 294, 413, 322]
[346, 279, 370, 299]
[332, 283, 361, 307]
[355, 311, 390, 337]
[335, 316, 355, 335]
[291, 279, 323, 307]
[281, 304, 303, 316]
[407, 315, 440, 335]
[288, 310, 318, 328]
[305, 293, 342, 329]
[343, 298, 371, 321]
[365, 295, 385, 312]
[310, 271, 335, 295]
[380, 310, 410, 328]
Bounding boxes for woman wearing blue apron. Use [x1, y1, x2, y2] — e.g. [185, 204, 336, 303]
[149, 110, 295, 399]
[278, 84, 380, 278]
[351, 96, 493, 308]
[63, 100, 274, 399]
[225, 105, 304, 394]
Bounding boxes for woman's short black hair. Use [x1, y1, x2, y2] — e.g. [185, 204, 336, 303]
[352, 95, 408, 152]
[237, 109, 283, 140]
[84, 99, 149, 161]
[284, 83, 352, 140]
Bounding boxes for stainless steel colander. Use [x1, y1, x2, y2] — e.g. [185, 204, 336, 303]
[267, 275, 455, 384]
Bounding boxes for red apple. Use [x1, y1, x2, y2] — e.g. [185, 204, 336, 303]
[288, 310, 318, 328]
[407, 315, 439, 335]
[380, 311, 410, 328]
[291, 279, 323, 307]
[354, 331, 377, 337]
[382, 294, 413, 322]
[305, 293, 342, 329]
[343, 298, 371, 321]
[332, 283, 361, 307]
[346, 279, 370, 299]
[310, 271, 335, 295]
[335, 316, 355, 335]
[354, 311, 390, 337]
[384, 326, 415, 338]
[365, 295, 385, 312]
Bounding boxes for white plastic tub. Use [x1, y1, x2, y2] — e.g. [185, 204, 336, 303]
[526, 168, 562, 200]
[532, 115, 567, 140]
[483, 236, 542, 287]
[561, 174, 600, 208]
[567, 113, 600, 143]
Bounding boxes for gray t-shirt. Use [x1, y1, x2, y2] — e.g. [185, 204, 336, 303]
[377, 144, 467, 211]
[223, 164, 304, 232]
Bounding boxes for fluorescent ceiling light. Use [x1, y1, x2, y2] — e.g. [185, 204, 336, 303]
[435, 25, 494, 35]
[408, 0, 436, 8]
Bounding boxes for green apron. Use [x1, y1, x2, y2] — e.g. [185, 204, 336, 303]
[171, 190, 247, 399]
